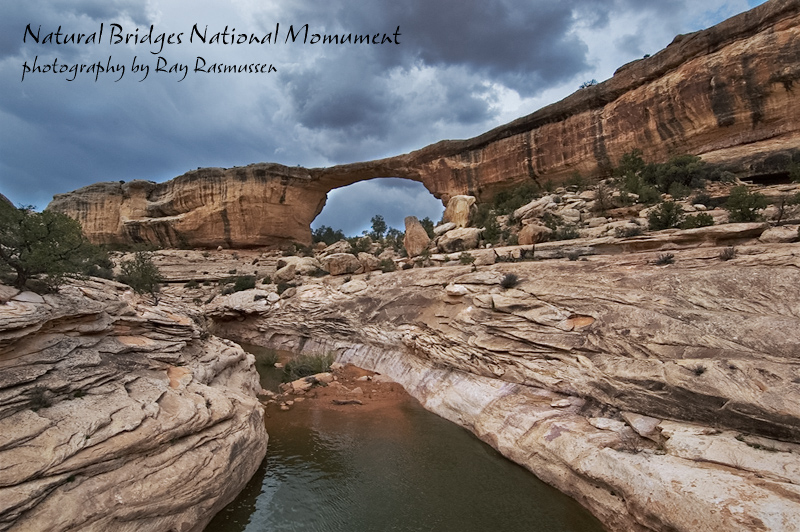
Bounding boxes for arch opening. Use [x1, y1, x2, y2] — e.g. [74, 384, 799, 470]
[311, 178, 444, 238]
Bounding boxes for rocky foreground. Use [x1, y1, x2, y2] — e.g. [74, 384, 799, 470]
[204, 239, 800, 532]
[0, 280, 266, 532]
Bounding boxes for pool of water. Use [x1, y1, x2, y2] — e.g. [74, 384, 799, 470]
[205, 348, 605, 532]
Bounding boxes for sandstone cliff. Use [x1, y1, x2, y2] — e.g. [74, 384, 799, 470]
[0, 280, 267, 532]
[47, 0, 800, 249]
[205, 241, 800, 531]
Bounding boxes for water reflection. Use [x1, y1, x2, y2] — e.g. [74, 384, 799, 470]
[205, 390, 604, 532]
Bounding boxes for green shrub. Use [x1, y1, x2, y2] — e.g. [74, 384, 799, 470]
[459, 252, 475, 265]
[491, 181, 540, 215]
[552, 224, 580, 240]
[692, 192, 713, 207]
[641, 154, 709, 192]
[379, 258, 397, 272]
[420, 217, 435, 239]
[725, 186, 767, 222]
[653, 253, 675, 265]
[615, 225, 643, 238]
[276, 282, 294, 295]
[648, 201, 684, 230]
[566, 172, 586, 190]
[719, 247, 736, 261]
[347, 236, 372, 256]
[312, 225, 346, 246]
[262, 275, 272, 284]
[232, 275, 256, 292]
[481, 214, 501, 244]
[668, 182, 693, 199]
[283, 352, 334, 382]
[637, 185, 662, 205]
[500, 273, 518, 288]
[117, 251, 164, 303]
[679, 213, 714, 229]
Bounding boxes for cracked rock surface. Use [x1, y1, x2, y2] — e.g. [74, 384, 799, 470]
[208, 242, 800, 531]
[0, 279, 266, 532]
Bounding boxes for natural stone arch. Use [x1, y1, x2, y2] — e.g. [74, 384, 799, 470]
[48, 0, 800, 248]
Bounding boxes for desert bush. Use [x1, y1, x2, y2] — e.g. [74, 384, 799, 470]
[725, 186, 767, 222]
[117, 251, 164, 304]
[262, 275, 272, 284]
[459, 252, 475, 265]
[648, 201, 684, 230]
[719, 247, 736, 261]
[276, 282, 294, 295]
[379, 258, 397, 272]
[232, 275, 256, 292]
[184, 280, 200, 289]
[679, 213, 714, 229]
[312, 225, 346, 246]
[481, 214, 501, 244]
[551, 224, 580, 241]
[490, 182, 540, 215]
[347, 236, 372, 256]
[615, 225, 643, 238]
[283, 352, 334, 382]
[500, 273, 518, 288]
[653, 253, 675, 265]
[692, 191, 713, 207]
[592, 183, 614, 214]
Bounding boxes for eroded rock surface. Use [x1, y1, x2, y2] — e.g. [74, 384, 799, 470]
[0, 279, 266, 532]
[48, 1, 800, 248]
[207, 242, 800, 531]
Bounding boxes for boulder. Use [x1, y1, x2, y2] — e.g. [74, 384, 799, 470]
[434, 222, 457, 235]
[442, 195, 476, 228]
[518, 224, 552, 245]
[357, 252, 381, 272]
[340, 280, 368, 294]
[437, 227, 482, 253]
[272, 263, 296, 284]
[321, 240, 353, 256]
[403, 216, 431, 257]
[322, 253, 362, 276]
[276, 256, 324, 275]
[514, 195, 555, 221]
[759, 226, 798, 243]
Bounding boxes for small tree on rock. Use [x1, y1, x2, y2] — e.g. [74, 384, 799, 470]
[117, 251, 164, 304]
[725, 186, 768, 222]
[0, 203, 109, 290]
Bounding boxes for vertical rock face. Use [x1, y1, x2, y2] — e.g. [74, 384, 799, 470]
[48, 0, 800, 248]
[0, 279, 267, 532]
[442, 195, 476, 228]
[403, 216, 431, 257]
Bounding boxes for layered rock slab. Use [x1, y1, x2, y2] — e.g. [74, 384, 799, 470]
[207, 245, 800, 531]
[0, 279, 266, 532]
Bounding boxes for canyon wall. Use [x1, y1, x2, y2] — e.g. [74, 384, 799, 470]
[206, 244, 800, 531]
[0, 279, 267, 532]
[48, 0, 800, 248]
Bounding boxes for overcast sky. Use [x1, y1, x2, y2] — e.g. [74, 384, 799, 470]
[0, 0, 766, 236]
